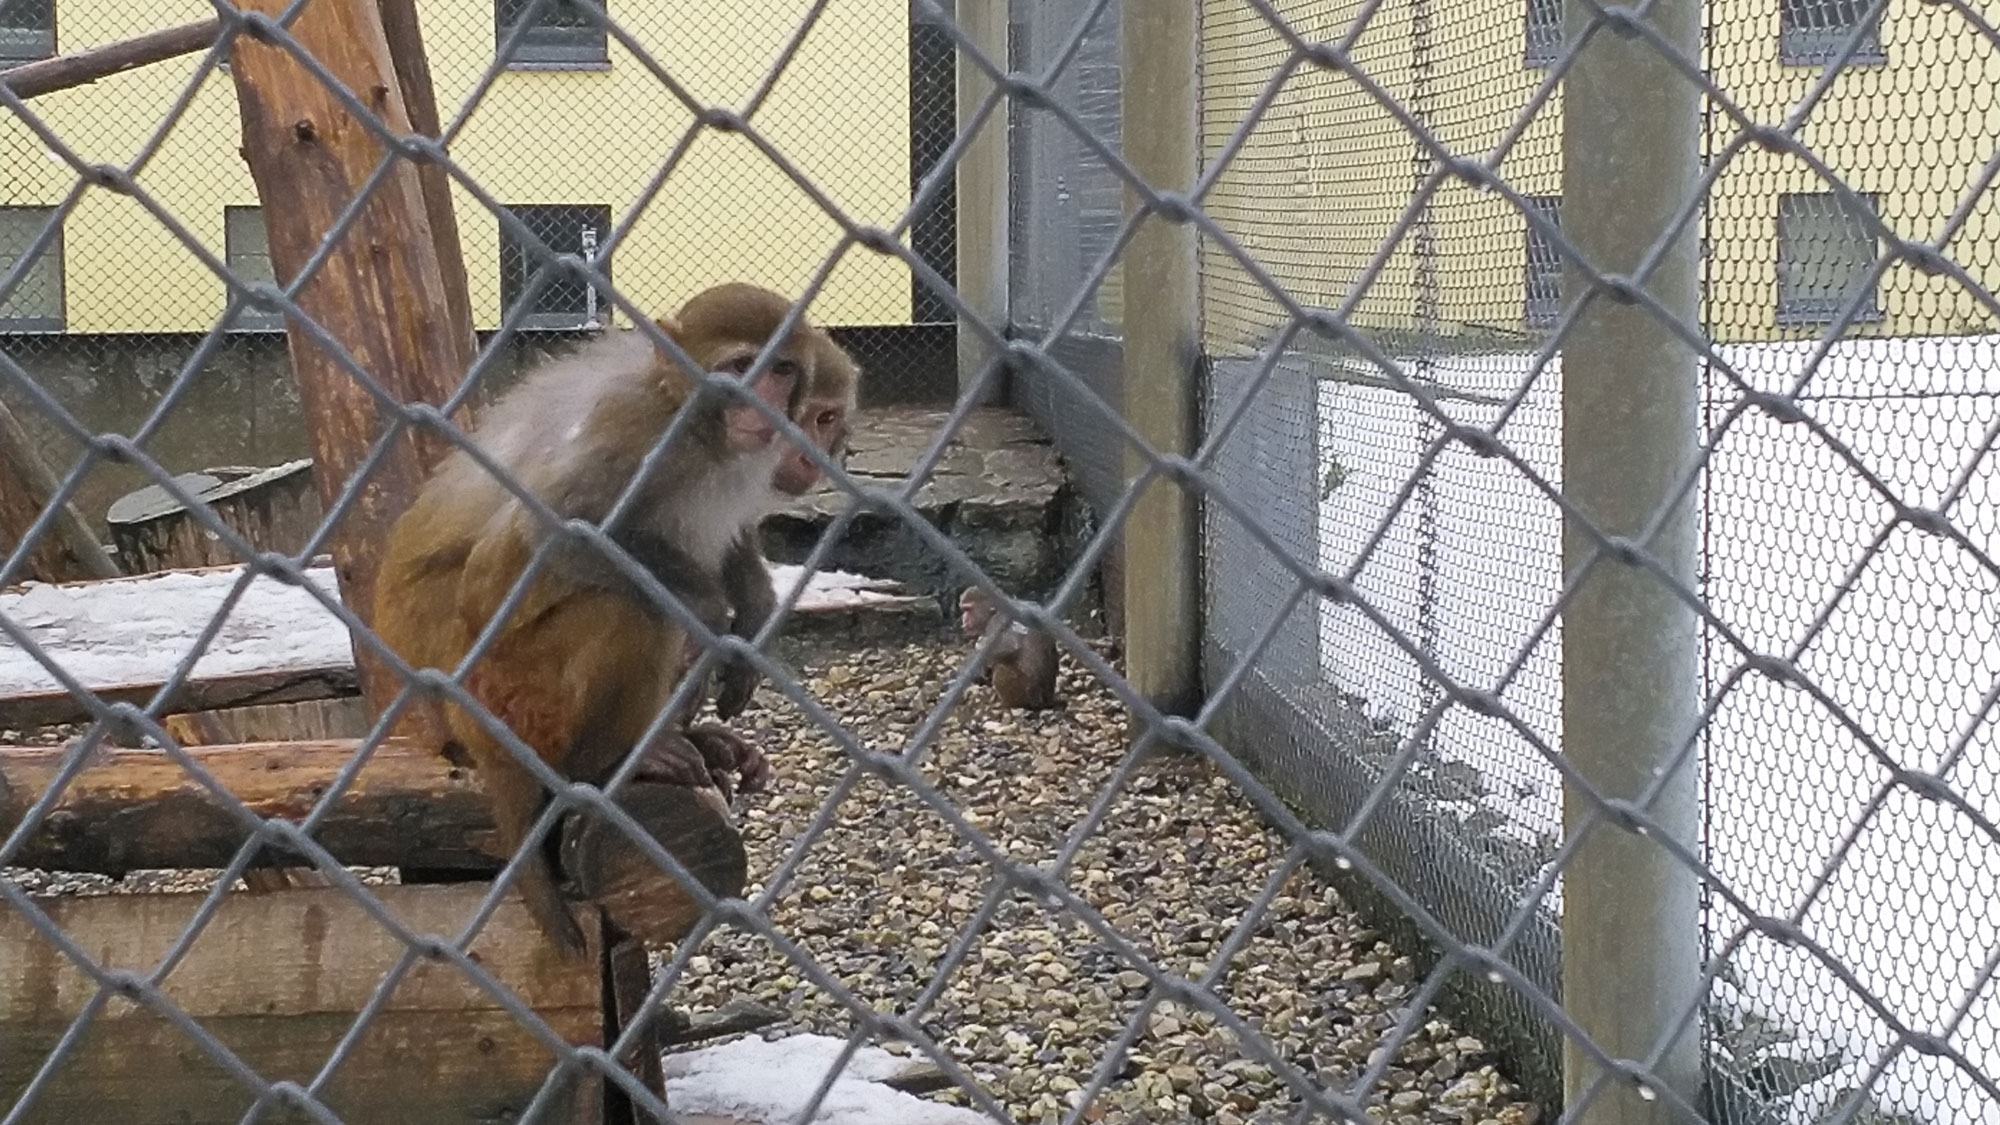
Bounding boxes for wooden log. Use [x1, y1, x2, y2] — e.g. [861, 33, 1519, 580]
[375, 0, 477, 387]
[161, 700, 368, 891]
[561, 784, 746, 948]
[162, 696, 370, 746]
[0, 740, 748, 930]
[0, 883, 606, 1124]
[226, 0, 470, 715]
[0, 18, 221, 100]
[0, 738, 494, 874]
[0, 398, 117, 584]
[106, 460, 323, 574]
[0, 666, 360, 732]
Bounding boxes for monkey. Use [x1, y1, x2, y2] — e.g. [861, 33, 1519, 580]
[958, 586, 1061, 710]
[699, 328, 859, 720]
[372, 283, 854, 956]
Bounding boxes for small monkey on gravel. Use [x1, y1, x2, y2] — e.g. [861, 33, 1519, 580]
[373, 283, 858, 955]
[957, 586, 1061, 710]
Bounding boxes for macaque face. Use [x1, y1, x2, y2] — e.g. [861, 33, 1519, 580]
[958, 587, 995, 635]
[771, 337, 857, 497]
[772, 396, 849, 496]
[711, 344, 807, 456]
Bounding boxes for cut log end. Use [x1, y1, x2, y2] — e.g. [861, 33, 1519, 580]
[559, 783, 747, 948]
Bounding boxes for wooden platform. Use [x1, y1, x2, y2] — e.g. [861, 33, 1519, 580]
[0, 561, 920, 729]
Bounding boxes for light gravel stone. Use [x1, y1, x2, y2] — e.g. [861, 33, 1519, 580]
[660, 636, 1546, 1124]
[3, 636, 1548, 1123]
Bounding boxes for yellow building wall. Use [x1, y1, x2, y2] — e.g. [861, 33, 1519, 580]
[1199, 0, 1421, 353]
[0, 0, 912, 334]
[1195, 0, 2000, 351]
[1705, 0, 2000, 341]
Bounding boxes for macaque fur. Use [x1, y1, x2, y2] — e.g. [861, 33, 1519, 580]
[958, 587, 1060, 710]
[373, 283, 858, 955]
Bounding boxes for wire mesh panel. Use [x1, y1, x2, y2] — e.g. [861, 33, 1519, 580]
[1699, 1, 2000, 1121]
[1005, 0, 1127, 518]
[1198, 0, 1573, 1100]
[0, 0, 1997, 1123]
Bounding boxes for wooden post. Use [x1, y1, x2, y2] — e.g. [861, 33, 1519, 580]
[1119, 3, 1202, 718]
[954, 0, 1010, 404]
[226, 0, 470, 713]
[0, 398, 118, 583]
[375, 0, 477, 384]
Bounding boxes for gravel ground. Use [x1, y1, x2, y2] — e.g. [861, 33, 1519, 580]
[2, 635, 1546, 1125]
[674, 636, 1545, 1125]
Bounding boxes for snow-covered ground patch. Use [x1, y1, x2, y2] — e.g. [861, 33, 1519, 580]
[662, 1033, 994, 1125]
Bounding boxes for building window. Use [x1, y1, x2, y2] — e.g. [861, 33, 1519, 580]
[1523, 195, 1562, 329]
[1777, 191, 1881, 326]
[224, 206, 285, 332]
[495, 0, 608, 69]
[1779, 0, 1885, 66]
[1525, 0, 1561, 68]
[499, 203, 613, 331]
[0, 206, 63, 332]
[0, 0, 54, 66]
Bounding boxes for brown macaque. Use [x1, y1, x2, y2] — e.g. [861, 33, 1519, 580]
[372, 283, 847, 956]
[697, 327, 860, 719]
[958, 587, 1061, 710]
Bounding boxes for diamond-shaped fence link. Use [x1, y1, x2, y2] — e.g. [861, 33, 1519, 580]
[0, 0, 1993, 1123]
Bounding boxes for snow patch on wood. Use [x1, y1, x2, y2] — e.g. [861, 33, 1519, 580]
[0, 562, 911, 698]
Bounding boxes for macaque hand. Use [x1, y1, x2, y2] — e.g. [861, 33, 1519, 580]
[632, 728, 716, 792]
[713, 656, 761, 721]
[684, 721, 774, 800]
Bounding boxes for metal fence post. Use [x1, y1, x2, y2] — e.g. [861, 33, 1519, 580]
[1559, 0, 1704, 1119]
[955, 0, 1009, 404]
[1120, 0, 1201, 718]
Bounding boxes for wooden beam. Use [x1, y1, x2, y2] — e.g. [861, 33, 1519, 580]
[0, 739, 748, 934]
[0, 398, 118, 583]
[375, 0, 478, 421]
[0, 665, 359, 731]
[1119, 3, 1204, 718]
[226, 0, 470, 715]
[0, 883, 606, 1124]
[0, 19, 221, 101]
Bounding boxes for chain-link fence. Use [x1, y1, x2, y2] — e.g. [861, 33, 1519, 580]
[3, 0, 1998, 1122]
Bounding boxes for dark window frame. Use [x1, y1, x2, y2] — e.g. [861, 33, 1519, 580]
[0, 205, 65, 333]
[0, 0, 54, 67]
[1779, 0, 1886, 66]
[1523, 195, 1562, 330]
[495, 0, 610, 70]
[498, 203, 614, 332]
[223, 205, 286, 333]
[1775, 190, 1884, 327]
[1525, 0, 1561, 68]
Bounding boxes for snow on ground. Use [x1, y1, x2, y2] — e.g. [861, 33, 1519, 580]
[0, 561, 912, 698]
[1300, 334, 2000, 1123]
[661, 1033, 994, 1125]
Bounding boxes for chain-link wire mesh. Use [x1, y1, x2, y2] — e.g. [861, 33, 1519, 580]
[1, 0, 1997, 1122]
